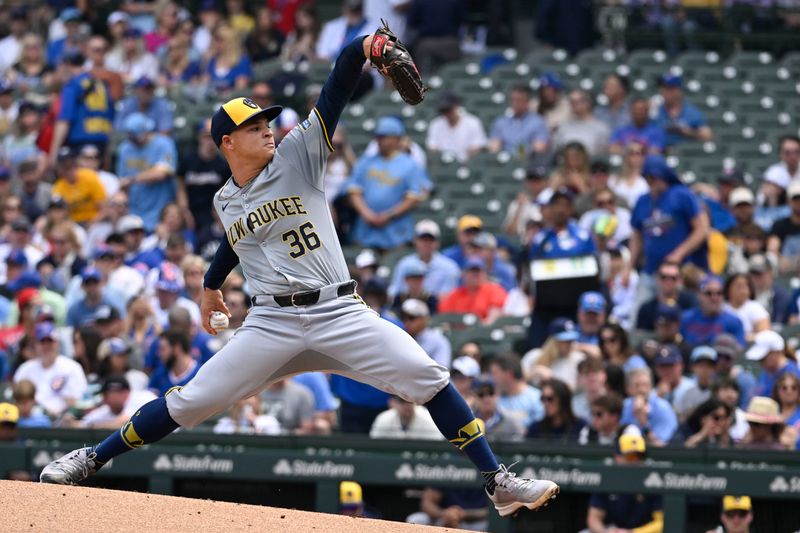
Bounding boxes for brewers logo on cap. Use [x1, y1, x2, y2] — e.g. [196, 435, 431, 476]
[210, 97, 283, 146]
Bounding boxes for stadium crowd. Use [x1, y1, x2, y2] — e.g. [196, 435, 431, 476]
[0, 0, 794, 531]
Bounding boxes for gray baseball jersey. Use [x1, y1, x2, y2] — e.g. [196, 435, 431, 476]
[213, 109, 350, 294]
[165, 108, 450, 428]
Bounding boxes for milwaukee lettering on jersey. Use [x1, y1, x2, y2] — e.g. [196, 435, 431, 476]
[226, 195, 308, 246]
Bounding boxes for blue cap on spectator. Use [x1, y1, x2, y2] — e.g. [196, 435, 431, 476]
[124, 113, 155, 135]
[93, 246, 118, 260]
[549, 318, 579, 342]
[659, 73, 683, 88]
[35, 321, 56, 341]
[0, 166, 10, 181]
[642, 155, 680, 184]
[81, 266, 102, 283]
[10, 7, 27, 20]
[134, 76, 156, 89]
[579, 291, 606, 313]
[691, 345, 718, 363]
[123, 27, 142, 39]
[464, 256, 486, 271]
[8, 271, 42, 294]
[539, 72, 564, 90]
[200, 0, 220, 11]
[106, 337, 129, 355]
[60, 7, 81, 22]
[374, 116, 405, 137]
[700, 274, 724, 292]
[155, 262, 184, 292]
[6, 250, 27, 266]
[0, 79, 14, 94]
[654, 344, 682, 365]
[549, 185, 575, 204]
[472, 374, 496, 390]
[362, 277, 388, 296]
[402, 258, 427, 278]
[654, 302, 681, 323]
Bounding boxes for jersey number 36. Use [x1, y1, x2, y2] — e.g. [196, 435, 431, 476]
[281, 222, 321, 258]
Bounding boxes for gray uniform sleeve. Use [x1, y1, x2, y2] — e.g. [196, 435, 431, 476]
[276, 108, 333, 193]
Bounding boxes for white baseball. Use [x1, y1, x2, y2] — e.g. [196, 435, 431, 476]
[210, 311, 229, 330]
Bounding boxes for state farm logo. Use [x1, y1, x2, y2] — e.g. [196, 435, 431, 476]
[152, 454, 233, 473]
[643, 472, 727, 491]
[394, 463, 477, 482]
[272, 459, 355, 478]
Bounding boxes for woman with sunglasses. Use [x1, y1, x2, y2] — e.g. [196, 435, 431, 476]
[681, 398, 733, 448]
[773, 373, 800, 428]
[723, 273, 770, 342]
[525, 379, 585, 441]
[599, 323, 647, 373]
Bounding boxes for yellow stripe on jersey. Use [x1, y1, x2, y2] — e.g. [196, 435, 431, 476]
[312, 107, 335, 152]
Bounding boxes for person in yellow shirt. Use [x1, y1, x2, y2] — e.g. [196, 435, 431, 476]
[51, 146, 107, 224]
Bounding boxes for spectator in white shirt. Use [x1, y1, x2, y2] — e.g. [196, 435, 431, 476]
[0, 8, 28, 74]
[370, 396, 442, 440]
[425, 92, 487, 162]
[13, 322, 88, 418]
[105, 28, 159, 84]
[80, 375, 156, 428]
[399, 298, 452, 368]
[764, 135, 800, 190]
[316, 0, 375, 61]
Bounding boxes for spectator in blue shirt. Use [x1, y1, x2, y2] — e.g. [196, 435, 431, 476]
[628, 155, 709, 312]
[609, 97, 667, 154]
[655, 74, 713, 147]
[46, 8, 84, 66]
[746, 329, 800, 398]
[594, 74, 631, 133]
[389, 219, 461, 298]
[116, 214, 164, 270]
[399, 298, 452, 369]
[469, 231, 516, 292]
[114, 76, 174, 134]
[488, 84, 549, 159]
[442, 214, 483, 268]
[621, 367, 678, 445]
[205, 23, 253, 93]
[347, 117, 431, 250]
[681, 275, 746, 346]
[116, 113, 178, 231]
[50, 51, 115, 160]
[529, 186, 596, 260]
[66, 266, 124, 328]
[489, 353, 544, 428]
[148, 330, 202, 396]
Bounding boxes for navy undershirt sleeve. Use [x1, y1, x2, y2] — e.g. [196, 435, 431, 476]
[203, 238, 240, 290]
[315, 36, 368, 136]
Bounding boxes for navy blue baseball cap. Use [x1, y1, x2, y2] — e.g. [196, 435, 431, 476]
[539, 72, 564, 90]
[210, 97, 282, 147]
[655, 302, 681, 323]
[642, 155, 680, 185]
[6, 249, 28, 266]
[35, 321, 56, 342]
[659, 73, 683, 88]
[549, 318, 579, 342]
[655, 344, 682, 365]
[464, 256, 486, 271]
[7, 271, 42, 294]
[81, 266, 102, 283]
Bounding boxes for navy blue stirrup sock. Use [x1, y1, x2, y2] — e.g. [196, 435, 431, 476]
[424, 383, 500, 476]
[93, 396, 180, 465]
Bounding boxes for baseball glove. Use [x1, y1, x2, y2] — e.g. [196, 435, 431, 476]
[369, 20, 427, 105]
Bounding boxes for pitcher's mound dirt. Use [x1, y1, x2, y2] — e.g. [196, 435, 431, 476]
[0, 481, 473, 532]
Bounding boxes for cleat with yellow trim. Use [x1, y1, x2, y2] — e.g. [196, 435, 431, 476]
[488, 464, 560, 517]
[40, 447, 98, 485]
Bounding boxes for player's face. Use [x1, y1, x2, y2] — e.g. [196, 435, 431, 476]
[227, 118, 276, 165]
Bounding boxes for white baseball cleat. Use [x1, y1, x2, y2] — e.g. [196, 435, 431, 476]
[39, 447, 98, 485]
[487, 464, 560, 517]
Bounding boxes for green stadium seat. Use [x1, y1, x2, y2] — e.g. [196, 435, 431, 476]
[727, 51, 774, 71]
[676, 50, 723, 76]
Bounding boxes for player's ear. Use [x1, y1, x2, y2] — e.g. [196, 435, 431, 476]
[221, 135, 234, 151]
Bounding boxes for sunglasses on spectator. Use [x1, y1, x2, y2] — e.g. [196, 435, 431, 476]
[703, 290, 723, 297]
[658, 273, 678, 281]
[596, 198, 614, 207]
[591, 410, 606, 418]
[600, 335, 618, 343]
[541, 395, 557, 403]
[781, 384, 798, 392]
[724, 510, 749, 519]
[710, 412, 728, 422]
[476, 389, 495, 398]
